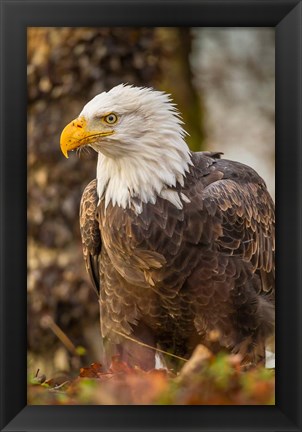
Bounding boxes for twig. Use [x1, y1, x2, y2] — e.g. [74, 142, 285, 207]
[41, 315, 77, 355]
[111, 329, 188, 363]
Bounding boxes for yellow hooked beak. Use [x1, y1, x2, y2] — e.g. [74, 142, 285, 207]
[60, 116, 114, 158]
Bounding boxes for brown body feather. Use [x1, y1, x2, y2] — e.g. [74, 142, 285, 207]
[80, 152, 275, 369]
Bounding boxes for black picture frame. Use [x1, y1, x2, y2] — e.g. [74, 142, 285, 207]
[1, 0, 301, 431]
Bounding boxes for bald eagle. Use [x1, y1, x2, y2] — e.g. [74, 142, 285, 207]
[60, 84, 275, 370]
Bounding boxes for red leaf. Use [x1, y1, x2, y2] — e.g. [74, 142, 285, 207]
[79, 362, 104, 378]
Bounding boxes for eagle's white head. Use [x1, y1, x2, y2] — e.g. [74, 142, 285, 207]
[60, 84, 192, 211]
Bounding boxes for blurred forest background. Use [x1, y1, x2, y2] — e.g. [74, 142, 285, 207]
[27, 27, 275, 387]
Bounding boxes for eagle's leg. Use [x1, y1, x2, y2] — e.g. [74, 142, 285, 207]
[235, 336, 266, 369]
[116, 321, 156, 371]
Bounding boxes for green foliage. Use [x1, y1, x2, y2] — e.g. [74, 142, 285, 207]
[206, 353, 234, 389]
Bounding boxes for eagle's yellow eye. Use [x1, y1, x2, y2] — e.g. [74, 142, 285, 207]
[103, 113, 118, 124]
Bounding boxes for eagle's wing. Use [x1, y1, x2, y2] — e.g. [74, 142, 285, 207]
[200, 157, 275, 295]
[188, 155, 275, 361]
[79, 179, 102, 295]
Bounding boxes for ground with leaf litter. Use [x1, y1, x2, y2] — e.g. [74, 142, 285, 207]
[28, 345, 274, 405]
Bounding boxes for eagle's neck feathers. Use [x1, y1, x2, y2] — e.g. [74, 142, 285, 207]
[97, 143, 192, 212]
